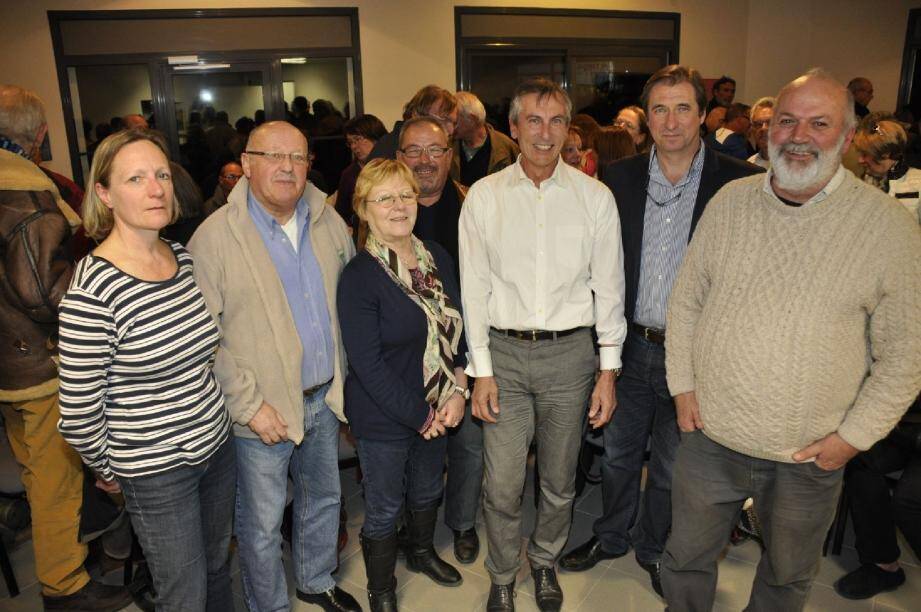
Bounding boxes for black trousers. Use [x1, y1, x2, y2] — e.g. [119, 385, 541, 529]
[845, 423, 921, 565]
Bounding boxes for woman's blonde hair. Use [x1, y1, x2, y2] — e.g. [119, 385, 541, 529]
[352, 158, 419, 249]
[82, 128, 179, 240]
[853, 120, 908, 164]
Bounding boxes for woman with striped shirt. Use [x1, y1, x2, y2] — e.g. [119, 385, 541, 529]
[57, 129, 234, 611]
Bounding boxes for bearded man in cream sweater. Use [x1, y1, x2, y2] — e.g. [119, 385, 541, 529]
[661, 69, 921, 612]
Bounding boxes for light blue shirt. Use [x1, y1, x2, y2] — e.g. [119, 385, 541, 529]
[248, 190, 334, 389]
[634, 143, 706, 329]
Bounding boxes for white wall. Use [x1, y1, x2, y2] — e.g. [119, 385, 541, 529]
[741, 0, 915, 106]
[0, 0, 912, 178]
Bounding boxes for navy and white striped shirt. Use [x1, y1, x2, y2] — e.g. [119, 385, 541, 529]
[634, 143, 706, 329]
[57, 241, 230, 480]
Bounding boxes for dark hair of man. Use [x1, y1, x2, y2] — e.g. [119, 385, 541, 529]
[712, 75, 736, 92]
[640, 65, 708, 117]
[509, 77, 573, 124]
[402, 85, 457, 121]
[344, 113, 388, 142]
[725, 103, 751, 124]
[398, 116, 447, 148]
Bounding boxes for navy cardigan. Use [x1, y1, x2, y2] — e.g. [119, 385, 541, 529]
[337, 241, 467, 440]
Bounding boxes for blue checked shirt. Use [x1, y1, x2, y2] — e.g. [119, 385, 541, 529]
[634, 142, 706, 329]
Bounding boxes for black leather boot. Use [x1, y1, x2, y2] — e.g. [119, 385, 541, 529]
[405, 506, 462, 587]
[361, 533, 399, 612]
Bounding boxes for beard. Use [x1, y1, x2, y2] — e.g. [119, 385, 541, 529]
[768, 131, 846, 195]
[413, 163, 443, 197]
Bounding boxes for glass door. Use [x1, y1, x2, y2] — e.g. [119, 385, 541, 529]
[159, 61, 272, 188]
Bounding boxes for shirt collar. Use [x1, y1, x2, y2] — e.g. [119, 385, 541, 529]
[511, 154, 569, 189]
[247, 188, 309, 236]
[648, 140, 706, 190]
[762, 164, 847, 206]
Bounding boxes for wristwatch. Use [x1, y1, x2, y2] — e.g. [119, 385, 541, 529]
[454, 385, 471, 400]
[601, 368, 623, 378]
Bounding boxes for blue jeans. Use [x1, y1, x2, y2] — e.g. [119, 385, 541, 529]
[444, 401, 483, 531]
[594, 331, 680, 564]
[118, 436, 236, 612]
[355, 434, 447, 539]
[235, 385, 341, 611]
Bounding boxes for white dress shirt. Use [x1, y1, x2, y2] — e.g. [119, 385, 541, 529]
[458, 156, 627, 377]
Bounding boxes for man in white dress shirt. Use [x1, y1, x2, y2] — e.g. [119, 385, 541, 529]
[458, 77, 627, 612]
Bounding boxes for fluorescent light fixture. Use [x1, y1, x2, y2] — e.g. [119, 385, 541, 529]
[281, 57, 308, 64]
[200, 90, 213, 103]
[174, 63, 231, 71]
[485, 42, 514, 47]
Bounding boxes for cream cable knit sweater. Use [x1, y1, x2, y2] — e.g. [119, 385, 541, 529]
[666, 170, 921, 462]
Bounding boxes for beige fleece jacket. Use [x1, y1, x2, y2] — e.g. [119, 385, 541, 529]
[188, 177, 355, 443]
[666, 170, 921, 462]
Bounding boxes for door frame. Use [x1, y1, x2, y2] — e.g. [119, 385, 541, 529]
[48, 8, 362, 186]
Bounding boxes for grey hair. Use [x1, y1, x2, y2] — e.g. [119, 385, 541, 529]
[0, 84, 46, 150]
[455, 91, 486, 125]
[749, 96, 775, 120]
[779, 68, 857, 131]
[509, 78, 572, 124]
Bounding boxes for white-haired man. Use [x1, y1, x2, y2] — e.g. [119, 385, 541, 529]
[0, 84, 132, 611]
[451, 91, 519, 187]
[661, 69, 921, 611]
[747, 96, 775, 169]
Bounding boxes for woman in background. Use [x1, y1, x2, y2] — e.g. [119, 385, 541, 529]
[594, 126, 638, 177]
[853, 119, 921, 220]
[337, 114, 388, 233]
[614, 105, 652, 154]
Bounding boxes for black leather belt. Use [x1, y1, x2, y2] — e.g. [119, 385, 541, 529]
[490, 327, 584, 341]
[303, 378, 332, 397]
[630, 323, 665, 345]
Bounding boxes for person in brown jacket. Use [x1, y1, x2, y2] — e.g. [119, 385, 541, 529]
[451, 92, 519, 187]
[0, 84, 131, 611]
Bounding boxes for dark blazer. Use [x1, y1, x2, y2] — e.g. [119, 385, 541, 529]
[337, 240, 467, 440]
[602, 145, 765, 325]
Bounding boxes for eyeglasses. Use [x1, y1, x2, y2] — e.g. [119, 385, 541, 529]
[221, 173, 242, 180]
[366, 192, 417, 208]
[245, 150, 310, 165]
[614, 119, 637, 130]
[399, 145, 451, 159]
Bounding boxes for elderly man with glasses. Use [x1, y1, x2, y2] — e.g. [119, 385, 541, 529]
[203, 160, 243, 216]
[189, 121, 360, 612]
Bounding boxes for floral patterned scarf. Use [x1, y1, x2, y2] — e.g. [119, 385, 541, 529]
[365, 234, 463, 409]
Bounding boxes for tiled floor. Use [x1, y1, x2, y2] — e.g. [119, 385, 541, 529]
[1, 463, 918, 611]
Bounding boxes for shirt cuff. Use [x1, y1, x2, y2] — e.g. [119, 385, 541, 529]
[599, 345, 622, 370]
[467, 349, 494, 378]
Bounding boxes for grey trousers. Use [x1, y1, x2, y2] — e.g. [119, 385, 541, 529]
[482, 328, 596, 585]
[662, 430, 843, 612]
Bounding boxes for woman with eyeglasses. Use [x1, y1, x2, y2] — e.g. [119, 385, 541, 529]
[337, 114, 388, 233]
[614, 105, 652, 154]
[337, 158, 467, 611]
[57, 128, 235, 611]
[853, 119, 921, 221]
